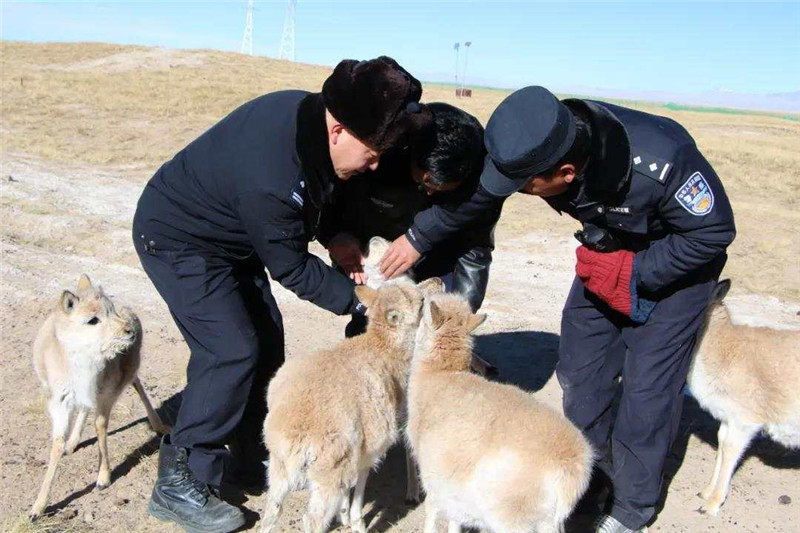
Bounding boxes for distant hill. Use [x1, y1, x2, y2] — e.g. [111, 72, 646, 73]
[417, 70, 800, 113]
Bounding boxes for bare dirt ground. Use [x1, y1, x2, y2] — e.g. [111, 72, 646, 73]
[1, 42, 799, 532]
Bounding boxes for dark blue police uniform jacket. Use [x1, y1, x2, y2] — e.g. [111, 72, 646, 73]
[135, 90, 358, 315]
[132, 90, 358, 487]
[544, 99, 735, 295]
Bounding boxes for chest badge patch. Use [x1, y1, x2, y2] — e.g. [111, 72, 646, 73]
[676, 172, 714, 216]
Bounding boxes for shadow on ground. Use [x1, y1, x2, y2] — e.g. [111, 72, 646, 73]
[657, 393, 800, 517]
[561, 391, 800, 530]
[41, 393, 182, 516]
[360, 444, 418, 533]
[475, 330, 560, 392]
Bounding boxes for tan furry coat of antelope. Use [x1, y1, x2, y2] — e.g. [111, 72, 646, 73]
[406, 294, 594, 533]
[259, 279, 443, 533]
[29, 275, 169, 519]
[688, 279, 800, 516]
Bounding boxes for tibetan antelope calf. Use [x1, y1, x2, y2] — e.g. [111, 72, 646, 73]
[29, 275, 169, 519]
[259, 278, 443, 533]
[688, 279, 800, 515]
[360, 235, 497, 504]
[407, 294, 593, 533]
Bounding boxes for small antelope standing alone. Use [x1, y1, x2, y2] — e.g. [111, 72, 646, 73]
[259, 278, 443, 533]
[29, 275, 170, 519]
[688, 279, 800, 515]
[407, 294, 593, 533]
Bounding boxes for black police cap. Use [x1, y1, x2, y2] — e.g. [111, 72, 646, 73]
[481, 86, 576, 197]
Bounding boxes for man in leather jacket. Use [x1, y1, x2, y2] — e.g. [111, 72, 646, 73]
[380, 87, 735, 533]
[322, 103, 499, 336]
[132, 57, 431, 532]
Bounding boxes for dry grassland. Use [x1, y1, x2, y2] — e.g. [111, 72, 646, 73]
[1, 41, 799, 533]
[1, 40, 799, 299]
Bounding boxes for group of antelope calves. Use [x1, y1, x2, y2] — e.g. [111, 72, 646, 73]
[28, 247, 800, 532]
[262, 277, 592, 533]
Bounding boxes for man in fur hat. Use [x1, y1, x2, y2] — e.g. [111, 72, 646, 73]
[133, 56, 431, 532]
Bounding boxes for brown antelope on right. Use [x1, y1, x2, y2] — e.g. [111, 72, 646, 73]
[688, 279, 800, 515]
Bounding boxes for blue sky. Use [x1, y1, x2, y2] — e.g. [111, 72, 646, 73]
[2, 1, 799, 95]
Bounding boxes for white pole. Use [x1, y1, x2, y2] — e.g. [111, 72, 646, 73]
[454, 42, 460, 92]
[462, 41, 471, 95]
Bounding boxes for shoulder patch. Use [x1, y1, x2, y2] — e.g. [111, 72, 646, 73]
[289, 180, 305, 209]
[632, 152, 673, 184]
[675, 172, 714, 216]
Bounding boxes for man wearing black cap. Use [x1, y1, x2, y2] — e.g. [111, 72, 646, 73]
[382, 86, 735, 532]
[132, 56, 430, 532]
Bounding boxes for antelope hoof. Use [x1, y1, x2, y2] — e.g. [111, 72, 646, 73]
[699, 501, 722, 516]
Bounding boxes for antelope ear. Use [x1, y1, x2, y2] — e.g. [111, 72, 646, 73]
[466, 313, 487, 333]
[429, 301, 446, 329]
[354, 285, 378, 310]
[712, 279, 731, 303]
[417, 277, 445, 297]
[76, 274, 93, 295]
[386, 309, 402, 326]
[60, 291, 78, 314]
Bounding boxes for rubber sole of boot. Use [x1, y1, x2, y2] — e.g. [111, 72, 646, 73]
[148, 499, 246, 533]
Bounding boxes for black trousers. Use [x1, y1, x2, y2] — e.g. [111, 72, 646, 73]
[133, 228, 284, 487]
[557, 274, 716, 529]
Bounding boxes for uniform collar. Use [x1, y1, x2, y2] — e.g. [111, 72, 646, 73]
[562, 99, 632, 205]
[296, 93, 337, 209]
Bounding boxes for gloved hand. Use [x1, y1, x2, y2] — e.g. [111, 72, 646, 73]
[575, 246, 656, 323]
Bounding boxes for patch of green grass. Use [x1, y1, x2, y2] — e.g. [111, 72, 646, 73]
[663, 102, 800, 122]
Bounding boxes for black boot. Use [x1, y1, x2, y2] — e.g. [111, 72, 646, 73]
[148, 436, 245, 533]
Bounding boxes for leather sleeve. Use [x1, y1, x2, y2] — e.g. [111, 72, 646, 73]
[452, 245, 493, 312]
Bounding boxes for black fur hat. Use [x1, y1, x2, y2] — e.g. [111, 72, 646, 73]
[322, 56, 432, 151]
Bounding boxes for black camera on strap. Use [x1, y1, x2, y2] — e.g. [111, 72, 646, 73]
[574, 222, 621, 253]
[572, 198, 622, 253]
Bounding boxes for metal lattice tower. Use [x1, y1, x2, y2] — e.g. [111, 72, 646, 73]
[240, 0, 254, 56]
[278, 0, 297, 61]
